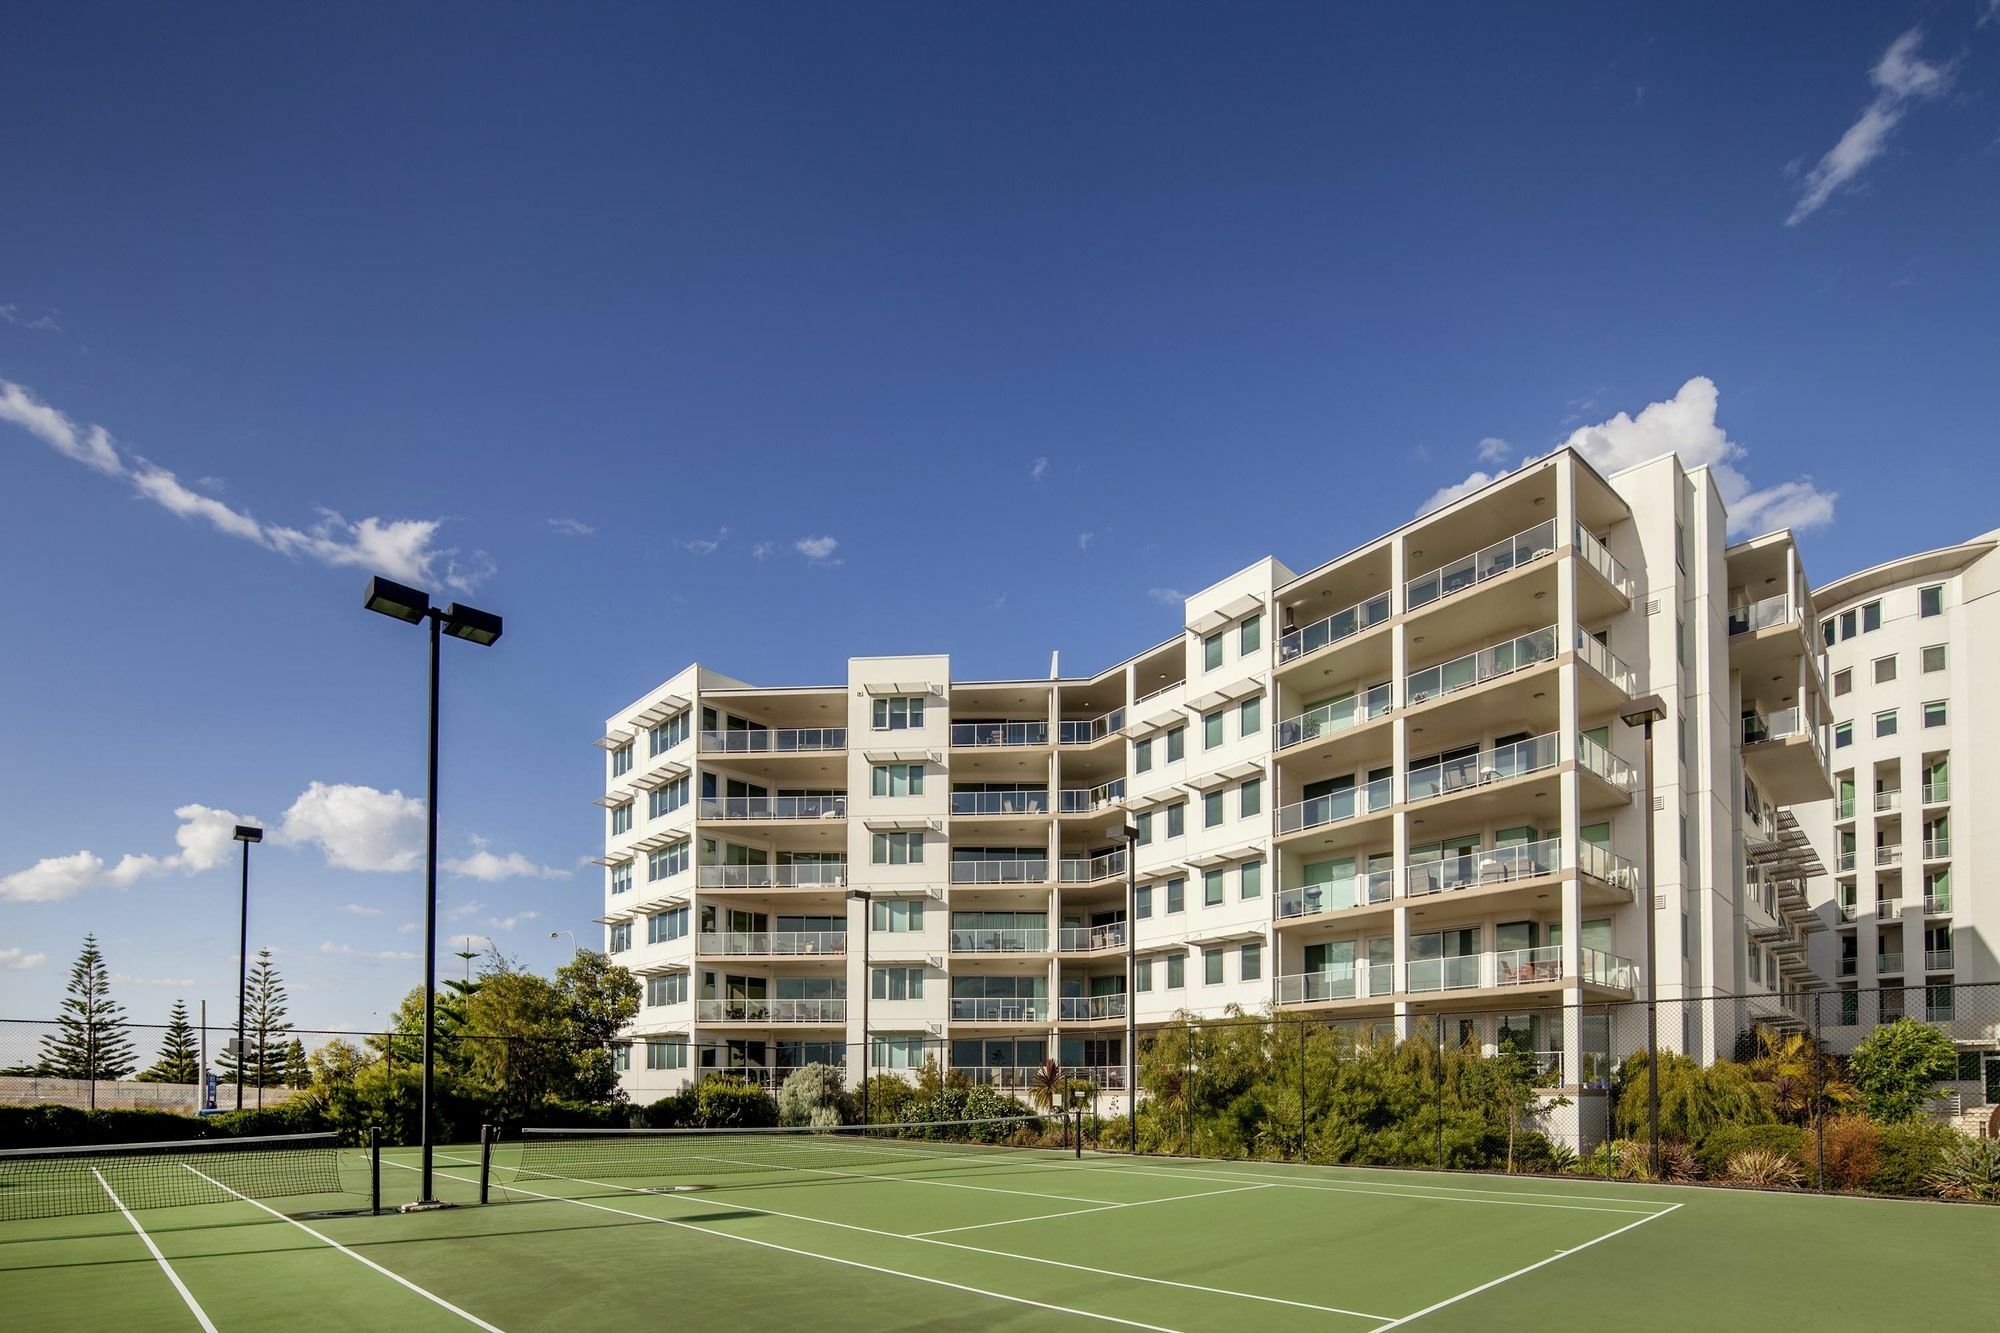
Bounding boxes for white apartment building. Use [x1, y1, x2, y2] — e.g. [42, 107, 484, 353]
[593, 446, 1832, 1144]
[1800, 530, 2000, 1107]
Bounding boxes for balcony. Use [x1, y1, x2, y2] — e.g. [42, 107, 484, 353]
[1277, 964, 1383, 1005]
[1277, 869, 1396, 919]
[949, 997, 1049, 1023]
[1927, 992, 1955, 1024]
[1837, 901, 1859, 922]
[1575, 631, 1638, 694]
[1925, 949, 1955, 972]
[1276, 776, 1394, 835]
[1405, 837, 1561, 899]
[949, 927, 1050, 953]
[1277, 592, 1392, 666]
[951, 790, 1052, 816]
[1057, 923, 1127, 952]
[1059, 781, 1126, 815]
[1873, 789, 1901, 814]
[699, 795, 847, 821]
[1273, 684, 1392, 751]
[1839, 957, 1858, 977]
[1876, 845, 1903, 869]
[951, 721, 1050, 748]
[1923, 837, 1951, 860]
[1922, 780, 1950, 805]
[1574, 524, 1636, 599]
[1577, 842, 1642, 891]
[1924, 892, 1951, 915]
[1728, 593, 1801, 638]
[1405, 626, 1558, 708]
[1877, 955, 1904, 977]
[1058, 994, 1128, 1021]
[1407, 948, 1551, 993]
[1062, 1065, 1128, 1091]
[1059, 850, 1126, 885]
[698, 863, 847, 890]
[952, 1065, 1042, 1090]
[1405, 733, 1559, 803]
[1836, 796, 1855, 820]
[1740, 708, 1832, 805]
[695, 931, 847, 957]
[699, 727, 846, 755]
[1405, 520, 1557, 612]
[1580, 949, 1638, 988]
[1876, 898, 1903, 920]
[1577, 734, 1637, 792]
[950, 858, 1051, 885]
[695, 998, 847, 1024]
[1058, 710, 1125, 746]
[1836, 850, 1856, 874]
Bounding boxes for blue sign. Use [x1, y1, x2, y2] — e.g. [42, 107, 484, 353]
[204, 1072, 219, 1111]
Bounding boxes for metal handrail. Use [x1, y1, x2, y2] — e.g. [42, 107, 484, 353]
[1405, 625, 1558, 706]
[949, 998, 1049, 1022]
[949, 859, 1051, 884]
[1059, 850, 1126, 883]
[950, 790, 1052, 816]
[1057, 923, 1127, 952]
[1058, 994, 1128, 1020]
[1922, 780, 1951, 804]
[1574, 525, 1636, 597]
[697, 863, 847, 888]
[1274, 684, 1392, 750]
[1923, 837, 1952, 859]
[1925, 949, 1955, 971]
[1876, 845, 1903, 868]
[1276, 776, 1394, 834]
[1577, 734, 1637, 790]
[1405, 519, 1557, 610]
[1405, 732, 1558, 802]
[1276, 870, 1396, 919]
[1406, 838, 1563, 897]
[1277, 965, 1364, 1004]
[1277, 592, 1393, 664]
[1727, 593, 1799, 637]
[951, 721, 1050, 748]
[948, 928, 1050, 952]
[1058, 709, 1126, 745]
[699, 795, 847, 821]
[694, 998, 847, 1023]
[1575, 631, 1637, 693]
[1874, 789, 1901, 812]
[698, 727, 846, 754]
[695, 931, 847, 956]
[1059, 780, 1126, 813]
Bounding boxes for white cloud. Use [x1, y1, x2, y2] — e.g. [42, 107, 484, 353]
[794, 535, 840, 563]
[110, 973, 195, 988]
[279, 782, 425, 873]
[443, 848, 569, 882]
[1787, 28, 1956, 226]
[341, 903, 384, 917]
[1077, 532, 1095, 551]
[1475, 436, 1511, 465]
[0, 304, 61, 333]
[1, 378, 492, 591]
[1147, 587, 1184, 607]
[0, 804, 253, 902]
[485, 911, 540, 931]
[546, 517, 594, 537]
[319, 941, 419, 963]
[450, 934, 495, 954]
[676, 526, 729, 556]
[0, 947, 47, 971]
[397, 921, 419, 934]
[446, 899, 484, 921]
[1029, 457, 1049, 483]
[750, 541, 775, 559]
[1416, 469, 1509, 518]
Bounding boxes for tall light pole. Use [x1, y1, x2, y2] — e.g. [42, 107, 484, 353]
[847, 889, 871, 1122]
[1108, 823, 1139, 1153]
[363, 576, 503, 1210]
[231, 825, 263, 1111]
[549, 930, 580, 959]
[1620, 694, 1667, 1178]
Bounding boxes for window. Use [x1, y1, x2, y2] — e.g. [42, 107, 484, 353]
[871, 899, 925, 932]
[1165, 802, 1185, 838]
[1203, 869, 1224, 906]
[872, 831, 923, 865]
[649, 775, 689, 819]
[649, 711, 689, 756]
[1875, 710, 1898, 739]
[1165, 727, 1185, 764]
[1922, 644, 1947, 673]
[612, 1044, 629, 1072]
[1240, 777, 1262, 818]
[647, 906, 688, 944]
[1203, 790, 1224, 828]
[1134, 738, 1153, 773]
[1920, 584, 1944, 618]
[872, 967, 924, 1000]
[1134, 884, 1153, 919]
[1833, 668, 1851, 697]
[610, 863, 632, 895]
[1861, 601, 1882, 633]
[1239, 614, 1262, 654]
[1834, 722, 1852, 749]
[1135, 811, 1153, 846]
[1135, 958, 1153, 992]
[1203, 711, 1224, 750]
[1203, 632, 1224, 671]
[1241, 860, 1262, 899]
[645, 1038, 688, 1071]
[871, 1035, 928, 1069]
[648, 841, 690, 881]
[872, 696, 924, 731]
[646, 973, 687, 1006]
[1676, 616, 1686, 667]
[1166, 954, 1185, 988]
[1822, 618, 1835, 647]
[611, 743, 633, 777]
[610, 802, 633, 836]
[609, 922, 632, 953]
[871, 763, 924, 797]
[1923, 700, 1948, 729]
[1873, 655, 1896, 685]
[1164, 878, 1185, 914]
[1241, 941, 1262, 981]
[1239, 696, 1261, 737]
[1204, 946, 1225, 985]
[1839, 609, 1857, 641]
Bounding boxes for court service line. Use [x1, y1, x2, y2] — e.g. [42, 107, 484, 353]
[91, 1169, 219, 1333]
[679, 1149, 1124, 1206]
[1066, 1161, 1666, 1216]
[422, 1154, 1390, 1323]
[909, 1182, 1273, 1238]
[178, 1164, 506, 1333]
[1368, 1201, 1683, 1329]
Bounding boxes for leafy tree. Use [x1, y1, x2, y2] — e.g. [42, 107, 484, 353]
[137, 1000, 203, 1084]
[308, 1038, 372, 1088]
[38, 935, 136, 1095]
[778, 1063, 849, 1127]
[1744, 1030, 1853, 1124]
[553, 949, 640, 1103]
[1614, 1050, 1771, 1143]
[217, 949, 291, 1102]
[1847, 1018, 1957, 1122]
[283, 1038, 311, 1088]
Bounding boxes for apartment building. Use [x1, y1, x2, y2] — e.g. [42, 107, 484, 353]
[593, 446, 1831, 1145]
[1800, 530, 2000, 1106]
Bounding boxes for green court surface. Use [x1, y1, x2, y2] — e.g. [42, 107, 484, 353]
[3, 1137, 1995, 1332]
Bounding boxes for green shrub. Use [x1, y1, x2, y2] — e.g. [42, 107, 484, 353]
[1813, 1116, 1883, 1191]
[1726, 1148, 1804, 1189]
[1869, 1119, 1961, 1196]
[641, 1091, 695, 1129]
[1694, 1123, 1808, 1180]
[0, 1105, 211, 1149]
[859, 1074, 916, 1124]
[777, 1064, 850, 1127]
[1847, 1020, 1958, 1123]
[1926, 1137, 2000, 1201]
[692, 1077, 777, 1129]
[1615, 1051, 1772, 1143]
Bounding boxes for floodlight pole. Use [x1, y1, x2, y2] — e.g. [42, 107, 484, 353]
[1621, 694, 1667, 1180]
[231, 824, 263, 1113]
[1114, 823, 1139, 1154]
[421, 609, 441, 1202]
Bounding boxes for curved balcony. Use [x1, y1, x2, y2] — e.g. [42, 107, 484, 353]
[1059, 850, 1126, 885]
[1060, 781, 1126, 815]
[1277, 592, 1392, 666]
[1058, 710, 1125, 746]
[1405, 733, 1558, 804]
[1274, 685, 1392, 751]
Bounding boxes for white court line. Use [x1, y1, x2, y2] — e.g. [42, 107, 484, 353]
[178, 1164, 505, 1332]
[1081, 1159, 1664, 1207]
[910, 1182, 1273, 1238]
[674, 1149, 1122, 1205]
[91, 1169, 219, 1333]
[1066, 1161, 1664, 1215]
[1369, 1201, 1684, 1329]
[423, 1153, 1390, 1323]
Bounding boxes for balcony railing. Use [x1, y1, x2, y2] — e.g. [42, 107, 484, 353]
[951, 790, 1052, 816]
[1925, 949, 1955, 972]
[1575, 631, 1637, 693]
[1277, 592, 1392, 665]
[1058, 923, 1127, 952]
[1059, 850, 1126, 884]
[1405, 732, 1558, 803]
[1580, 948, 1638, 989]
[695, 931, 847, 957]
[1405, 520, 1558, 611]
[695, 998, 847, 1023]
[1836, 850, 1856, 873]
[1728, 593, 1800, 637]
[1407, 946, 1565, 993]
[1839, 957, 1858, 977]
[1927, 994, 1955, 1023]
[1058, 994, 1128, 1021]
[698, 862, 847, 889]
[949, 859, 1050, 885]
[1277, 964, 1371, 1005]
[1923, 837, 1952, 860]
[952, 1065, 1042, 1090]
[1577, 734, 1636, 791]
[699, 727, 846, 755]
[950, 997, 1049, 1022]
[1058, 710, 1125, 745]
[949, 928, 1050, 953]
[1576, 841, 1642, 891]
[1063, 1065, 1128, 1091]
[1405, 626, 1558, 707]
[1059, 780, 1126, 814]
[1574, 524, 1636, 598]
[1873, 789, 1901, 813]
[1276, 869, 1395, 919]
[1924, 892, 1951, 915]
[1922, 780, 1950, 805]
[1876, 845, 1903, 868]
[1406, 838, 1562, 898]
[699, 795, 847, 821]
[1274, 684, 1392, 751]
[1877, 898, 1903, 920]
[951, 721, 1050, 748]
[1877, 954, 1904, 976]
[1836, 796, 1856, 819]
[1837, 901, 1859, 922]
[1276, 776, 1394, 834]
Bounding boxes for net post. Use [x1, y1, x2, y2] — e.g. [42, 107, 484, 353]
[1073, 1107, 1082, 1160]
[369, 1126, 381, 1216]
[480, 1123, 494, 1204]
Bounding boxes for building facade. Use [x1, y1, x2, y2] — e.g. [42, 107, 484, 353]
[594, 447, 1832, 1143]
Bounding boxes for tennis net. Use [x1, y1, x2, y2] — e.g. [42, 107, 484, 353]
[508, 1115, 1061, 1191]
[0, 1132, 351, 1221]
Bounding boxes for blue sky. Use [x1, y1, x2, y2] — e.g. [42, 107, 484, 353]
[3, 4, 1997, 1032]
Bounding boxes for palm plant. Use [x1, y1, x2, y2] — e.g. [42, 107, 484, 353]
[1030, 1058, 1064, 1114]
[1926, 1138, 2000, 1202]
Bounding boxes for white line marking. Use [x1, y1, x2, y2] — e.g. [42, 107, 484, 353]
[910, 1183, 1273, 1237]
[1066, 1161, 1664, 1215]
[1369, 1201, 1685, 1329]
[92, 1169, 219, 1333]
[1080, 1157, 1662, 1206]
[673, 1148, 1122, 1205]
[424, 1153, 1388, 1323]
[178, 1164, 506, 1332]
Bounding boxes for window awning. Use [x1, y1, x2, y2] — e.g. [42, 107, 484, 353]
[862, 681, 939, 697]
[863, 748, 936, 765]
[1180, 923, 1267, 946]
[589, 852, 634, 868]
[1183, 840, 1267, 869]
[629, 829, 687, 855]
[592, 787, 634, 809]
[628, 762, 689, 791]
[593, 728, 635, 751]
[862, 815, 937, 832]
[1186, 593, 1265, 637]
[628, 695, 690, 730]
[1184, 675, 1266, 714]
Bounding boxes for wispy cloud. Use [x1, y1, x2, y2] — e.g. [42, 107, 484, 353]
[1029, 457, 1049, 483]
[319, 941, 419, 963]
[1148, 587, 1184, 607]
[1416, 469, 1509, 517]
[1077, 532, 1095, 551]
[443, 840, 570, 882]
[676, 526, 730, 555]
[340, 903, 383, 917]
[0, 303, 60, 333]
[446, 899, 484, 921]
[794, 535, 840, 564]
[1475, 436, 1511, 465]
[110, 973, 195, 988]
[1787, 28, 1957, 226]
[397, 921, 419, 934]
[0, 947, 46, 971]
[546, 517, 594, 538]
[750, 541, 775, 559]
[485, 911, 540, 931]
[1, 378, 493, 591]
[0, 803, 252, 903]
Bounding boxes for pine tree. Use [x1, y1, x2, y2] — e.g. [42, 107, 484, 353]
[217, 948, 291, 1104]
[38, 935, 136, 1102]
[138, 999, 203, 1084]
[283, 1038, 310, 1088]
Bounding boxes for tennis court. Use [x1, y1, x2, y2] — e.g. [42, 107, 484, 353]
[3, 1122, 1995, 1332]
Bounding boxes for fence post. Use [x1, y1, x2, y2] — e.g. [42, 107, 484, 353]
[1604, 1003, 1615, 1181]
[1811, 989, 1825, 1193]
[1434, 1013, 1445, 1172]
[370, 1126, 382, 1215]
[480, 1123, 494, 1204]
[1297, 1019, 1307, 1161]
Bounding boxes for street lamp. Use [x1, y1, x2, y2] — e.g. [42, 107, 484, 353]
[549, 930, 579, 958]
[231, 824, 263, 1111]
[363, 576, 503, 1210]
[1107, 823, 1140, 1154]
[1620, 693, 1668, 1178]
